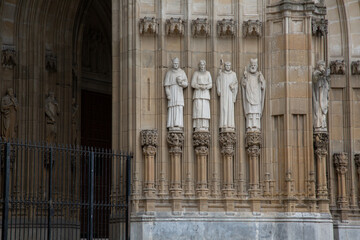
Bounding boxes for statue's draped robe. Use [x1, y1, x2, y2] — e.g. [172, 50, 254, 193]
[216, 71, 238, 129]
[242, 71, 266, 129]
[1, 95, 18, 138]
[164, 68, 188, 128]
[312, 70, 329, 130]
[192, 71, 212, 129]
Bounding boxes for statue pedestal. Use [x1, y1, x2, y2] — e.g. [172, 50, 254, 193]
[167, 130, 184, 212]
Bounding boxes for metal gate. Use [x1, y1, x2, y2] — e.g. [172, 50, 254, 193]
[0, 139, 131, 240]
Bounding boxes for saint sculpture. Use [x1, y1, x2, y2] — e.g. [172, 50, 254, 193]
[164, 57, 188, 130]
[242, 58, 266, 132]
[312, 60, 330, 132]
[1, 88, 18, 139]
[45, 91, 60, 143]
[192, 60, 212, 131]
[216, 61, 238, 130]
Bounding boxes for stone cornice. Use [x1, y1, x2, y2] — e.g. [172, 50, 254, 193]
[267, 1, 326, 16]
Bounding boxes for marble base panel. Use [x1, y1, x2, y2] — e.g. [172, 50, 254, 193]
[333, 221, 360, 240]
[131, 212, 334, 240]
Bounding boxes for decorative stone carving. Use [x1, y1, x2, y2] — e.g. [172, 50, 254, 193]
[71, 98, 79, 145]
[330, 60, 346, 75]
[243, 20, 262, 38]
[192, 60, 212, 131]
[45, 92, 60, 143]
[312, 18, 328, 37]
[45, 51, 57, 72]
[242, 59, 266, 132]
[141, 129, 158, 148]
[167, 131, 184, 154]
[351, 61, 360, 75]
[139, 17, 158, 35]
[333, 152, 349, 209]
[217, 61, 238, 130]
[1, 45, 16, 69]
[313, 132, 329, 154]
[219, 131, 236, 157]
[193, 131, 210, 155]
[245, 131, 262, 199]
[164, 57, 188, 131]
[217, 19, 236, 37]
[1, 88, 18, 139]
[192, 18, 210, 38]
[312, 60, 330, 132]
[165, 18, 185, 36]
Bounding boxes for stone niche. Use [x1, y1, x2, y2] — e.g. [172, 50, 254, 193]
[165, 18, 185, 36]
[243, 20, 262, 38]
[217, 19, 236, 38]
[139, 17, 159, 35]
[192, 18, 210, 38]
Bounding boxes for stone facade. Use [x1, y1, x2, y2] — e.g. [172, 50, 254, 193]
[1, 0, 360, 239]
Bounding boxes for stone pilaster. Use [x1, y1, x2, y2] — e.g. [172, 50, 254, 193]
[167, 130, 184, 212]
[219, 130, 236, 211]
[333, 153, 349, 211]
[193, 131, 210, 211]
[313, 132, 330, 213]
[141, 130, 158, 212]
[245, 131, 262, 212]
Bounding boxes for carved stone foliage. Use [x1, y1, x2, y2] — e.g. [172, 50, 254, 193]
[219, 131, 236, 156]
[1, 45, 16, 69]
[192, 18, 210, 38]
[351, 61, 360, 75]
[313, 132, 328, 155]
[141, 129, 158, 156]
[312, 18, 328, 37]
[139, 17, 158, 35]
[167, 131, 184, 154]
[217, 19, 236, 37]
[193, 131, 210, 155]
[330, 60, 346, 75]
[165, 18, 185, 36]
[45, 51, 57, 73]
[333, 153, 349, 175]
[243, 20, 262, 38]
[245, 132, 262, 157]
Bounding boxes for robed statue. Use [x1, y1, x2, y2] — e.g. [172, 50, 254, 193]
[164, 57, 188, 130]
[1, 88, 18, 139]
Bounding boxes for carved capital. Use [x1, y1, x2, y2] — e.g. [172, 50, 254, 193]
[351, 61, 360, 75]
[334, 152, 349, 174]
[330, 60, 346, 75]
[243, 20, 262, 38]
[167, 131, 184, 154]
[1, 45, 16, 69]
[45, 50, 57, 72]
[312, 18, 328, 37]
[217, 19, 236, 37]
[139, 17, 159, 35]
[141, 129, 158, 147]
[245, 131, 262, 148]
[165, 18, 185, 36]
[192, 18, 210, 38]
[193, 131, 210, 155]
[219, 131, 236, 156]
[313, 132, 328, 156]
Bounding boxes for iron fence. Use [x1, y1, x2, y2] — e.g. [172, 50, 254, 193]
[0, 139, 131, 240]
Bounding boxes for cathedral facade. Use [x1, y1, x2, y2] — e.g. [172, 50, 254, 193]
[1, 0, 360, 239]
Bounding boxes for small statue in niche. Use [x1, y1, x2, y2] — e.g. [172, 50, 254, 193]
[72, 98, 79, 145]
[164, 57, 188, 130]
[216, 60, 238, 130]
[241, 58, 266, 132]
[192, 60, 212, 132]
[45, 91, 60, 143]
[312, 60, 330, 132]
[1, 88, 18, 139]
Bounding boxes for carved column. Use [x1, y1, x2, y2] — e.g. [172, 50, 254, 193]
[355, 154, 360, 207]
[141, 130, 158, 212]
[245, 131, 262, 212]
[167, 130, 184, 212]
[219, 130, 236, 211]
[313, 132, 330, 212]
[193, 131, 210, 211]
[333, 153, 349, 210]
